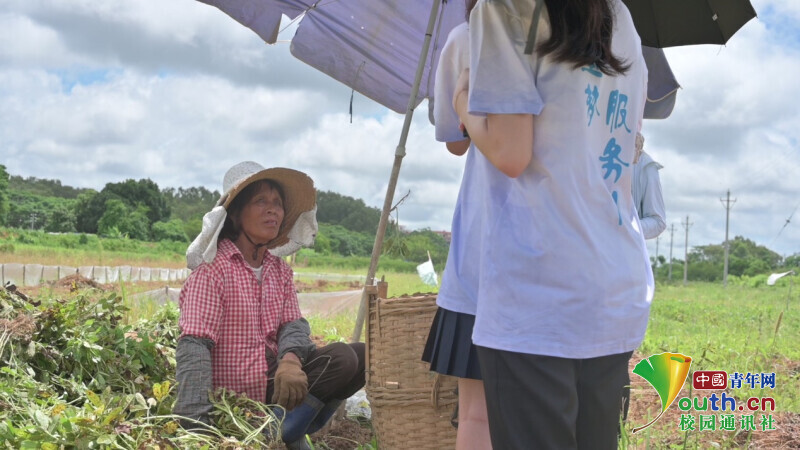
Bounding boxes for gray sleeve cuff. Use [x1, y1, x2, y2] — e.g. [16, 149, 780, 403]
[174, 335, 214, 429]
[277, 318, 316, 363]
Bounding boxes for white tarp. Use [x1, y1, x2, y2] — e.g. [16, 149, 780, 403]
[416, 258, 438, 287]
[767, 271, 796, 286]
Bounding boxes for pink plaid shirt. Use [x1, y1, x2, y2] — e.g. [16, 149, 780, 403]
[179, 238, 302, 402]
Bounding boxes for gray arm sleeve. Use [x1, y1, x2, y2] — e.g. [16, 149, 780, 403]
[174, 335, 215, 429]
[277, 318, 316, 362]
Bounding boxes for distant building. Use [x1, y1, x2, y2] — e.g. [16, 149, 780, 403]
[433, 230, 452, 243]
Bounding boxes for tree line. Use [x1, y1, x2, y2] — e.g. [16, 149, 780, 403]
[0, 166, 450, 265]
[651, 236, 799, 283]
[3, 165, 795, 277]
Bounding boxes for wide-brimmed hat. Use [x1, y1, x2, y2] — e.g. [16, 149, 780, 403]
[186, 161, 317, 269]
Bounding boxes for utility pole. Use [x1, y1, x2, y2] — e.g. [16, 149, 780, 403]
[720, 190, 736, 287]
[683, 215, 692, 286]
[668, 224, 675, 281]
[29, 212, 38, 230]
[655, 236, 660, 268]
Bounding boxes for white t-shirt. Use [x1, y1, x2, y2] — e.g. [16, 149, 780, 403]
[468, 0, 653, 359]
[434, 23, 509, 316]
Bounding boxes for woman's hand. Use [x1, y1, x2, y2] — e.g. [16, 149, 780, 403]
[271, 357, 308, 410]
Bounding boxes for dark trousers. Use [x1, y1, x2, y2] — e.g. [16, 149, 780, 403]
[476, 346, 632, 450]
[267, 342, 365, 404]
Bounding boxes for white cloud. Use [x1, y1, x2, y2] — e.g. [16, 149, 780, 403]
[1, 0, 799, 258]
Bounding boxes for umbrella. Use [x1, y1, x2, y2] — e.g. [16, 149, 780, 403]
[199, 0, 466, 114]
[622, 0, 758, 48]
[199, 0, 465, 341]
[197, 0, 689, 340]
[642, 46, 679, 119]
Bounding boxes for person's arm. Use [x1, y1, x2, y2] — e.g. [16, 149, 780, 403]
[271, 264, 312, 410]
[174, 266, 223, 428]
[272, 318, 312, 410]
[453, 69, 533, 178]
[174, 335, 215, 429]
[434, 24, 472, 157]
[277, 317, 315, 363]
[638, 164, 667, 239]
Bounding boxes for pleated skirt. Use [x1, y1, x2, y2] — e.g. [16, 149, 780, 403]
[421, 307, 482, 380]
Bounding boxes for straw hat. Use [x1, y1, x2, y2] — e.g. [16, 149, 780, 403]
[186, 161, 317, 269]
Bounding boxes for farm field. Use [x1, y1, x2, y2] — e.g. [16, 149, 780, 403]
[1, 254, 798, 448]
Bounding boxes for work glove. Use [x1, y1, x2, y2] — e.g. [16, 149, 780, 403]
[271, 358, 308, 410]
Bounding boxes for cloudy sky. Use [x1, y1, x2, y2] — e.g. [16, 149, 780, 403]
[1, 0, 798, 259]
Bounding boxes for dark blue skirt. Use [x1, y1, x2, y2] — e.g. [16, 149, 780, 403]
[421, 307, 482, 380]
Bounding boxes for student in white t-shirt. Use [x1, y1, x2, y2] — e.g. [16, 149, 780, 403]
[422, 1, 495, 448]
[453, 0, 652, 448]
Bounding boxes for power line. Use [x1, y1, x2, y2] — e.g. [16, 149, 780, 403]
[772, 202, 799, 245]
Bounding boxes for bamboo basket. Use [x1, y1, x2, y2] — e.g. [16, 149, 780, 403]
[365, 292, 458, 449]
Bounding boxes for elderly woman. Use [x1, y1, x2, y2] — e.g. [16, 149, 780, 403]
[174, 161, 364, 449]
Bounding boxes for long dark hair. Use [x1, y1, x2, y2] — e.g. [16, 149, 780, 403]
[538, 0, 629, 76]
[219, 179, 285, 242]
[465, 0, 478, 21]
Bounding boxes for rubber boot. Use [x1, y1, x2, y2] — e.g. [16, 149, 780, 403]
[305, 398, 343, 435]
[276, 394, 325, 446]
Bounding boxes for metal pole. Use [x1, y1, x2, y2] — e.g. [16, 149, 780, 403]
[720, 189, 736, 287]
[655, 236, 660, 268]
[351, 0, 442, 343]
[683, 215, 691, 286]
[668, 224, 674, 281]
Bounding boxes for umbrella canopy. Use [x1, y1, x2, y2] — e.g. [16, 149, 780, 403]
[200, 0, 466, 114]
[622, 0, 757, 48]
[642, 46, 679, 119]
[197, 0, 690, 341]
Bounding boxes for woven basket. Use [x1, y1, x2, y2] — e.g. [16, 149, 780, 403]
[366, 293, 458, 449]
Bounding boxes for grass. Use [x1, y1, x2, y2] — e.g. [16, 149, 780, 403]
[622, 281, 799, 449]
[7, 233, 797, 448]
[0, 242, 185, 268]
[300, 279, 799, 449]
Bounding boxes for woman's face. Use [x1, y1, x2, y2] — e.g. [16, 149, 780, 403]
[237, 183, 285, 243]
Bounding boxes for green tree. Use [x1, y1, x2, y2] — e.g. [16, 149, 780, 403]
[0, 165, 9, 225]
[152, 219, 189, 242]
[97, 199, 149, 240]
[162, 186, 219, 222]
[104, 179, 169, 226]
[8, 175, 92, 199]
[317, 223, 373, 256]
[74, 190, 105, 233]
[313, 230, 333, 255]
[403, 228, 449, 265]
[183, 216, 203, 242]
[98, 199, 128, 236]
[316, 191, 380, 234]
[74, 179, 169, 236]
[784, 254, 800, 269]
[45, 205, 77, 232]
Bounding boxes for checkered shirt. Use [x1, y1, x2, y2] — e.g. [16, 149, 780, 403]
[179, 238, 302, 402]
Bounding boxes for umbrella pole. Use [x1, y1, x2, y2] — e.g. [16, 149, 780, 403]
[351, 0, 443, 343]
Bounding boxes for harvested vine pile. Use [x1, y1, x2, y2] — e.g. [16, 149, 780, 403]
[1, 286, 370, 449]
